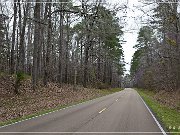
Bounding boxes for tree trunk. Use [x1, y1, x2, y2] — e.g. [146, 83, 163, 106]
[26, 21, 32, 74]
[19, 2, 29, 72]
[80, 39, 83, 84]
[97, 38, 101, 81]
[58, 3, 64, 84]
[65, 13, 70, 84]
[44, 1, 52, 85]
[17, 0, 21, 71]
[103, 55, 107, 83]
[32, 0, 41, 90]
[10, 0, 17, 74]
[41, 1, 48, 85]
[83, 44, 89, 87]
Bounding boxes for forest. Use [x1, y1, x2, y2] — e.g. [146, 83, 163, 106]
[0, 0, 126, 94]
[130, 1, 180, 92]
[0, 0, 180, 97]
[0, 0, 180, 100]
[0, 0, 180, 132]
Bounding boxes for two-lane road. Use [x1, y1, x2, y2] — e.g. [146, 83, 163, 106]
[0, 88, 166, 135]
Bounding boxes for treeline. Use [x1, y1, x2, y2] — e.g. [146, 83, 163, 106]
[0, 0, 125, 93]
[130, 1, 180, 92]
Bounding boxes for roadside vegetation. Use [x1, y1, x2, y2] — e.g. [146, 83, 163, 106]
[136, 89, 180, 134]
[0, 74, 123, 127]
[0, 1, 126, 127]
[129, 3, 180, 134]
[0, 1, 125, 93]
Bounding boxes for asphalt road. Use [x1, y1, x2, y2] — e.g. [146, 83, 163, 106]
[0, 88, 165, 135]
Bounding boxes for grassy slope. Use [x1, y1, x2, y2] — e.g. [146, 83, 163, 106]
[0, 88, 123, 127]
[137, 89, 180, 134]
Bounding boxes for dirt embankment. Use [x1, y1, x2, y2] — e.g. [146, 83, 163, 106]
[0, 75, 106, 123]
[154, 90, 180, 112]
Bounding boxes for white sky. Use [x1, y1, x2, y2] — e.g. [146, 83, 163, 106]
[107, 0, 153, 74]
[120, 0, 141, 74]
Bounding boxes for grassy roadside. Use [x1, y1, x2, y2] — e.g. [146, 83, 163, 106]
[0, 88, 123, 127]
[136, 89, 180, 134]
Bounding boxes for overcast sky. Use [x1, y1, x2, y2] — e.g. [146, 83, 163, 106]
[121, 0, 142, 74]
[107, 0, 151, 74]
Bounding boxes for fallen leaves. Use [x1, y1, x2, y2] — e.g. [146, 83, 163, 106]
[0, 78, 103, 123]
[154, 90, 180, 112]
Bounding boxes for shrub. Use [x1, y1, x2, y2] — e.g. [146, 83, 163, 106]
[96, 82, 110, 89]
[14, 72, 28, 94]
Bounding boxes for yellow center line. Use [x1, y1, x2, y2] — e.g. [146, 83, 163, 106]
[99, 108, 106, 114]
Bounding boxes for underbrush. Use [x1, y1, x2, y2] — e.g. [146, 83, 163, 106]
[0, 77, 123, 127]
